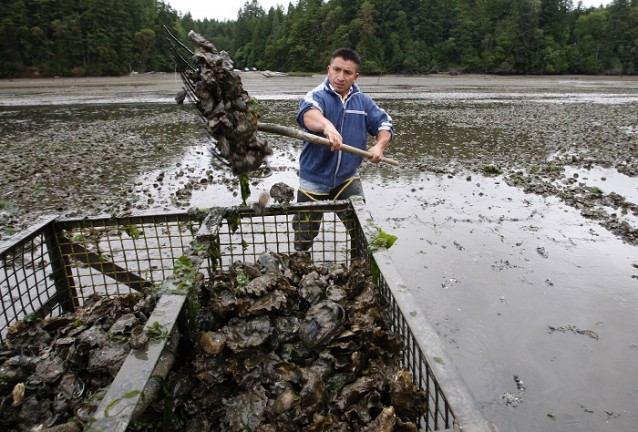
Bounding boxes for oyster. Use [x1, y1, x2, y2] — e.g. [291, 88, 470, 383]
[269, 182, 295, 204]
[11, 383, 25, 407]
[200, 331, 226, 355]
[223, 386, 269, 431]
[268, 388, 299, 416]
[223, 315, 272, 352]
[298, 300, 345, 349]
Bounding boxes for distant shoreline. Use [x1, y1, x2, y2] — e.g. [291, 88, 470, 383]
[1, 72, 637, 107]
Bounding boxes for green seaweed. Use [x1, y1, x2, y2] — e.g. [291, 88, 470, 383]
[225, 209, 241, 233]
[483, 164, 503, 176]
[239, 175, 251, 205]
[145, 321, 169, 340]
[369, 227, 398, 251]
[103, 390, 144, 417]
[124, 224, 141, 239]
[235, 269, 250, 289]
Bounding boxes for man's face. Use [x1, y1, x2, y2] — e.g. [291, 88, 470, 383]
[327, 57, 359, 98]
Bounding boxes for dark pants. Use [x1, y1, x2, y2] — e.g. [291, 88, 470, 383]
[293, 178, 364, 251]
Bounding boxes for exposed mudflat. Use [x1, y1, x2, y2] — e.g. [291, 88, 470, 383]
[1, 72, 637, 432]
[1, 73, 637, 242]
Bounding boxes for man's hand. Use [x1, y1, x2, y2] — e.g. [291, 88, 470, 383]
[323, 126, 343, 151]
[368, 130, 392, 164]
[367, 143, 385, 163]
[303, 109, 343, 151]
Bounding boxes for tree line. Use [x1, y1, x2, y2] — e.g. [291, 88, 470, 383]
[0, 0, 636, 78]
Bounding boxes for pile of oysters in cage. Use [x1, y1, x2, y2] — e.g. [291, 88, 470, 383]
[130, 252, 428, 431]
[183, 31, 272, 175]
[0, 253, 428, 431]
[0, 293, 153, 432]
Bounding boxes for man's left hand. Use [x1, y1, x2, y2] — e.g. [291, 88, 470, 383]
[367, 143, 385, 164]
[368, 130, 392, 164]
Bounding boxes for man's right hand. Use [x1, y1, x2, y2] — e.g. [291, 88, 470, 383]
[323, 127, 343, 151]
[303, 108, 343, 151]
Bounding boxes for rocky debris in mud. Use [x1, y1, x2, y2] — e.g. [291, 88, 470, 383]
[183, 31, 272, 175]
[0, 105, 205, 238]
[0, 293, 153, 431]
[269, 182, 295, 204]
[393, 99, 638, 247]
[504, 167, 638, 246]
[129, 253, 427, 431]
[547, 324, 599, 340]
[536, 246, 549, 258]
[501, 374, 526, 408]
[577, 404, 624, 422]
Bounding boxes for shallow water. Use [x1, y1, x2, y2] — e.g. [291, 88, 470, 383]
[1, 74, 637, 431]
[364, 173, 638, 432]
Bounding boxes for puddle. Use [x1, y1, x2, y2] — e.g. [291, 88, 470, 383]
[560, 165, 638, 203]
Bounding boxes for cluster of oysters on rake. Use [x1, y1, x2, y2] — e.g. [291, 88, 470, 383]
[131, 252, 428, 431]
[183, 31, 272, 176]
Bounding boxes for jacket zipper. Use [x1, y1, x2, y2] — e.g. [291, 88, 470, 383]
[333, 94, 350, 186]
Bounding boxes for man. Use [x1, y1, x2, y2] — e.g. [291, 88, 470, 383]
[293, 47, 394, 251]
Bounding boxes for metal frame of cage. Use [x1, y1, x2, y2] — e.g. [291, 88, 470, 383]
[0, 198, 496, 432]
[0, 211, 201, 339]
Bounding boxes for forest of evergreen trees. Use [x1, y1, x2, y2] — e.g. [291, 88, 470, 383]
[0, 0, 636, 78]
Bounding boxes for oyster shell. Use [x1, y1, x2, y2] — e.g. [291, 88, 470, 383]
[11, 382, 25, 407]
[130, 254, 428, 430]
[268, 388, 299, 415]
[298, 300, 345, 349]
[223, 386, 269, 431]
[269, 182, 295, 204]
[1, 256, 428, 431]
[200, 331, 226, 355]
[223, 315, 272, 352]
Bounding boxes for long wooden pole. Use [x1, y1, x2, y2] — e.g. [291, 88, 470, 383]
[257, 122, 400, 167]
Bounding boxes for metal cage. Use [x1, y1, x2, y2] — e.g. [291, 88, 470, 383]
[0, 199, 496, 432]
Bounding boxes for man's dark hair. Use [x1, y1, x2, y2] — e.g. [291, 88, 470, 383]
[331, 48, 361, 69]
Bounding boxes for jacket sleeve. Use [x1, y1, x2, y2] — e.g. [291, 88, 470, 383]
[297, 84, 326, 130]
[365, 96, 395, 140]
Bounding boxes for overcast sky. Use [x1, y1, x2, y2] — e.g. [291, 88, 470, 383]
[165, 0, 613, 22]
[165, 0, 287, 21]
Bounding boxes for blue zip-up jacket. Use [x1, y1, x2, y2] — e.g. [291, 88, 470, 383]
[296, 78, 394, 188]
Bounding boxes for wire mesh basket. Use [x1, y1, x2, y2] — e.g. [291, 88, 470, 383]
[0, 198, 495, 432]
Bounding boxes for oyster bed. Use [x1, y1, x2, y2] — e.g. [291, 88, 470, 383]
[129, 253, 427, 431]
[0, 293, 153, 432]
[1, 253, 427, 432]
